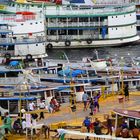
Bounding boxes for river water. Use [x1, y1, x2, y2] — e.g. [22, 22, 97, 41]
[46, 45, 140, 61]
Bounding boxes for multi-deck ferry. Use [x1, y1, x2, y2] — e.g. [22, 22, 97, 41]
[0, 0, 139, 49]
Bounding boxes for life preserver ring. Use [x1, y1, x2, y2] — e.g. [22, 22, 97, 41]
[26, 54, 32, 60]
[4, 53, 11, 59]
[65, 40, 71, 46]
[87, 39, 92, 44]
[47, 43, 53, 49]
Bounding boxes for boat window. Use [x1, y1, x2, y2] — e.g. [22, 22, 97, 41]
[137, 26, 140, 31]
[7, 45, 14, 50]
[100, 17, 107, 22]
[17, 4, 20, 8]
[136, 15, 140, 20]
[90, 17, 98, 22]
[79, 30, 83, 35]
[49, 30, 56, 35]
[36, 44, 38, 46]
[79, 17, 88, 22]
[31, 5, 34, 7]
[68, 30, 77, 35]
[137, 120, 140, 128]
[0, 100, 8, 109]
[30, 23, 33, 25]
[9, 100, 18, 114]
[130, 14, 131, 16]
[58, 30, 66, 35]
[58, 18, 67, 22]
[116, 16, 117, 18]
[21, 23, 24, 25]
[46, 91, 51, 97]
[40, 21, 42, 23]
[35, 22, 38, 24]
[12, 4, 15, 7]
[116, 28, 117, 30]
[112, 16, 113, 18]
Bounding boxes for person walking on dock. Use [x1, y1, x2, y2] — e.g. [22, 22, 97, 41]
[124, 84, 129, 101]
[89, 97, 94, 115]
[39, 100, 46, 120]
[94, 93, 101, 112]
[82, 92, 89, 111]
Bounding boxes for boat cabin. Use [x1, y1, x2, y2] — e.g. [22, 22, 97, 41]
[113, 109, 140, 130]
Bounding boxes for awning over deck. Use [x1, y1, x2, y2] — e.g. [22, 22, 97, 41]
[113, 109, 140, 119]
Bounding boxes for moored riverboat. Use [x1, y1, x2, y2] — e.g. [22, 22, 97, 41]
[0, 1, 139, 48]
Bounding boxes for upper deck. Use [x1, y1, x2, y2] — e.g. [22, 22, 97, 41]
[0, 2, 136, 17]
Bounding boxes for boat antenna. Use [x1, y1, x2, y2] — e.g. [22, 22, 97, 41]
[128, 53, 139, 74]
[94, 49, 99, 60]
[62, 51, 70, 64]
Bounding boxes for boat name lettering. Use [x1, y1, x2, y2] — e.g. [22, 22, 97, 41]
[3, 18, 15, 21]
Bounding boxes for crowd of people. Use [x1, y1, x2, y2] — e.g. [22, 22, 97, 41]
[0, 83, 139, 139]
[47, 97, 60, 113]
[82, 91, 101, 115]
[82, 115, 140, 139]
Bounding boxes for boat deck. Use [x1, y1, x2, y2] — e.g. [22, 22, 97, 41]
[3, 91, 140, 140]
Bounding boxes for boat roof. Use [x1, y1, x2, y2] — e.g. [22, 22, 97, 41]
[57, 129, 137, 140]
[113, 109, 140, 119]
[0, 96, 37, 100]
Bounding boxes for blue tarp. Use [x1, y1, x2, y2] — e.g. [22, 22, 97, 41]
[9, 61, 19, 67]
[0, 97, 36, 101]
[58, 69, 86, 77]
[72, 69, 86, 77]
[70, 0, 85, 3]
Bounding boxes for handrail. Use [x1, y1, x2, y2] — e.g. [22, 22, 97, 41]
[0, 36, 46, 44]
[0, 14, 44, 23]
[58, 129, 137, 140]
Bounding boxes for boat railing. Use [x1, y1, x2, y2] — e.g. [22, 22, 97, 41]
[0, 38, 13, 44]
[48, 21, 108, 27]
[47, 34, 108, 41]
[15, 36, 46, 43]
[137, 20, 140, 25]
[57, 95, 70, 104]
[0, 75, 40, 85]
[0, 36, 46, 45]
[46, 5, 135, 16]
[0, 50, 14, 57]
[0, 77, 22, 85]
[0, 14, 44, 23]
[0, 92, 14, 97]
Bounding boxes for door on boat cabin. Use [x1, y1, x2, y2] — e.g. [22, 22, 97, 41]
[9, 100, 18, 114]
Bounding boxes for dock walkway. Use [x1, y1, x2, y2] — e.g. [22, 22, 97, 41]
[4, 91, 140, 139]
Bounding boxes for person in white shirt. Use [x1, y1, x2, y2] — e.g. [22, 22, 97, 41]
[29, 101, 35, 111]
[22, 119, 26, 130]
[39, 100, 46, 120]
